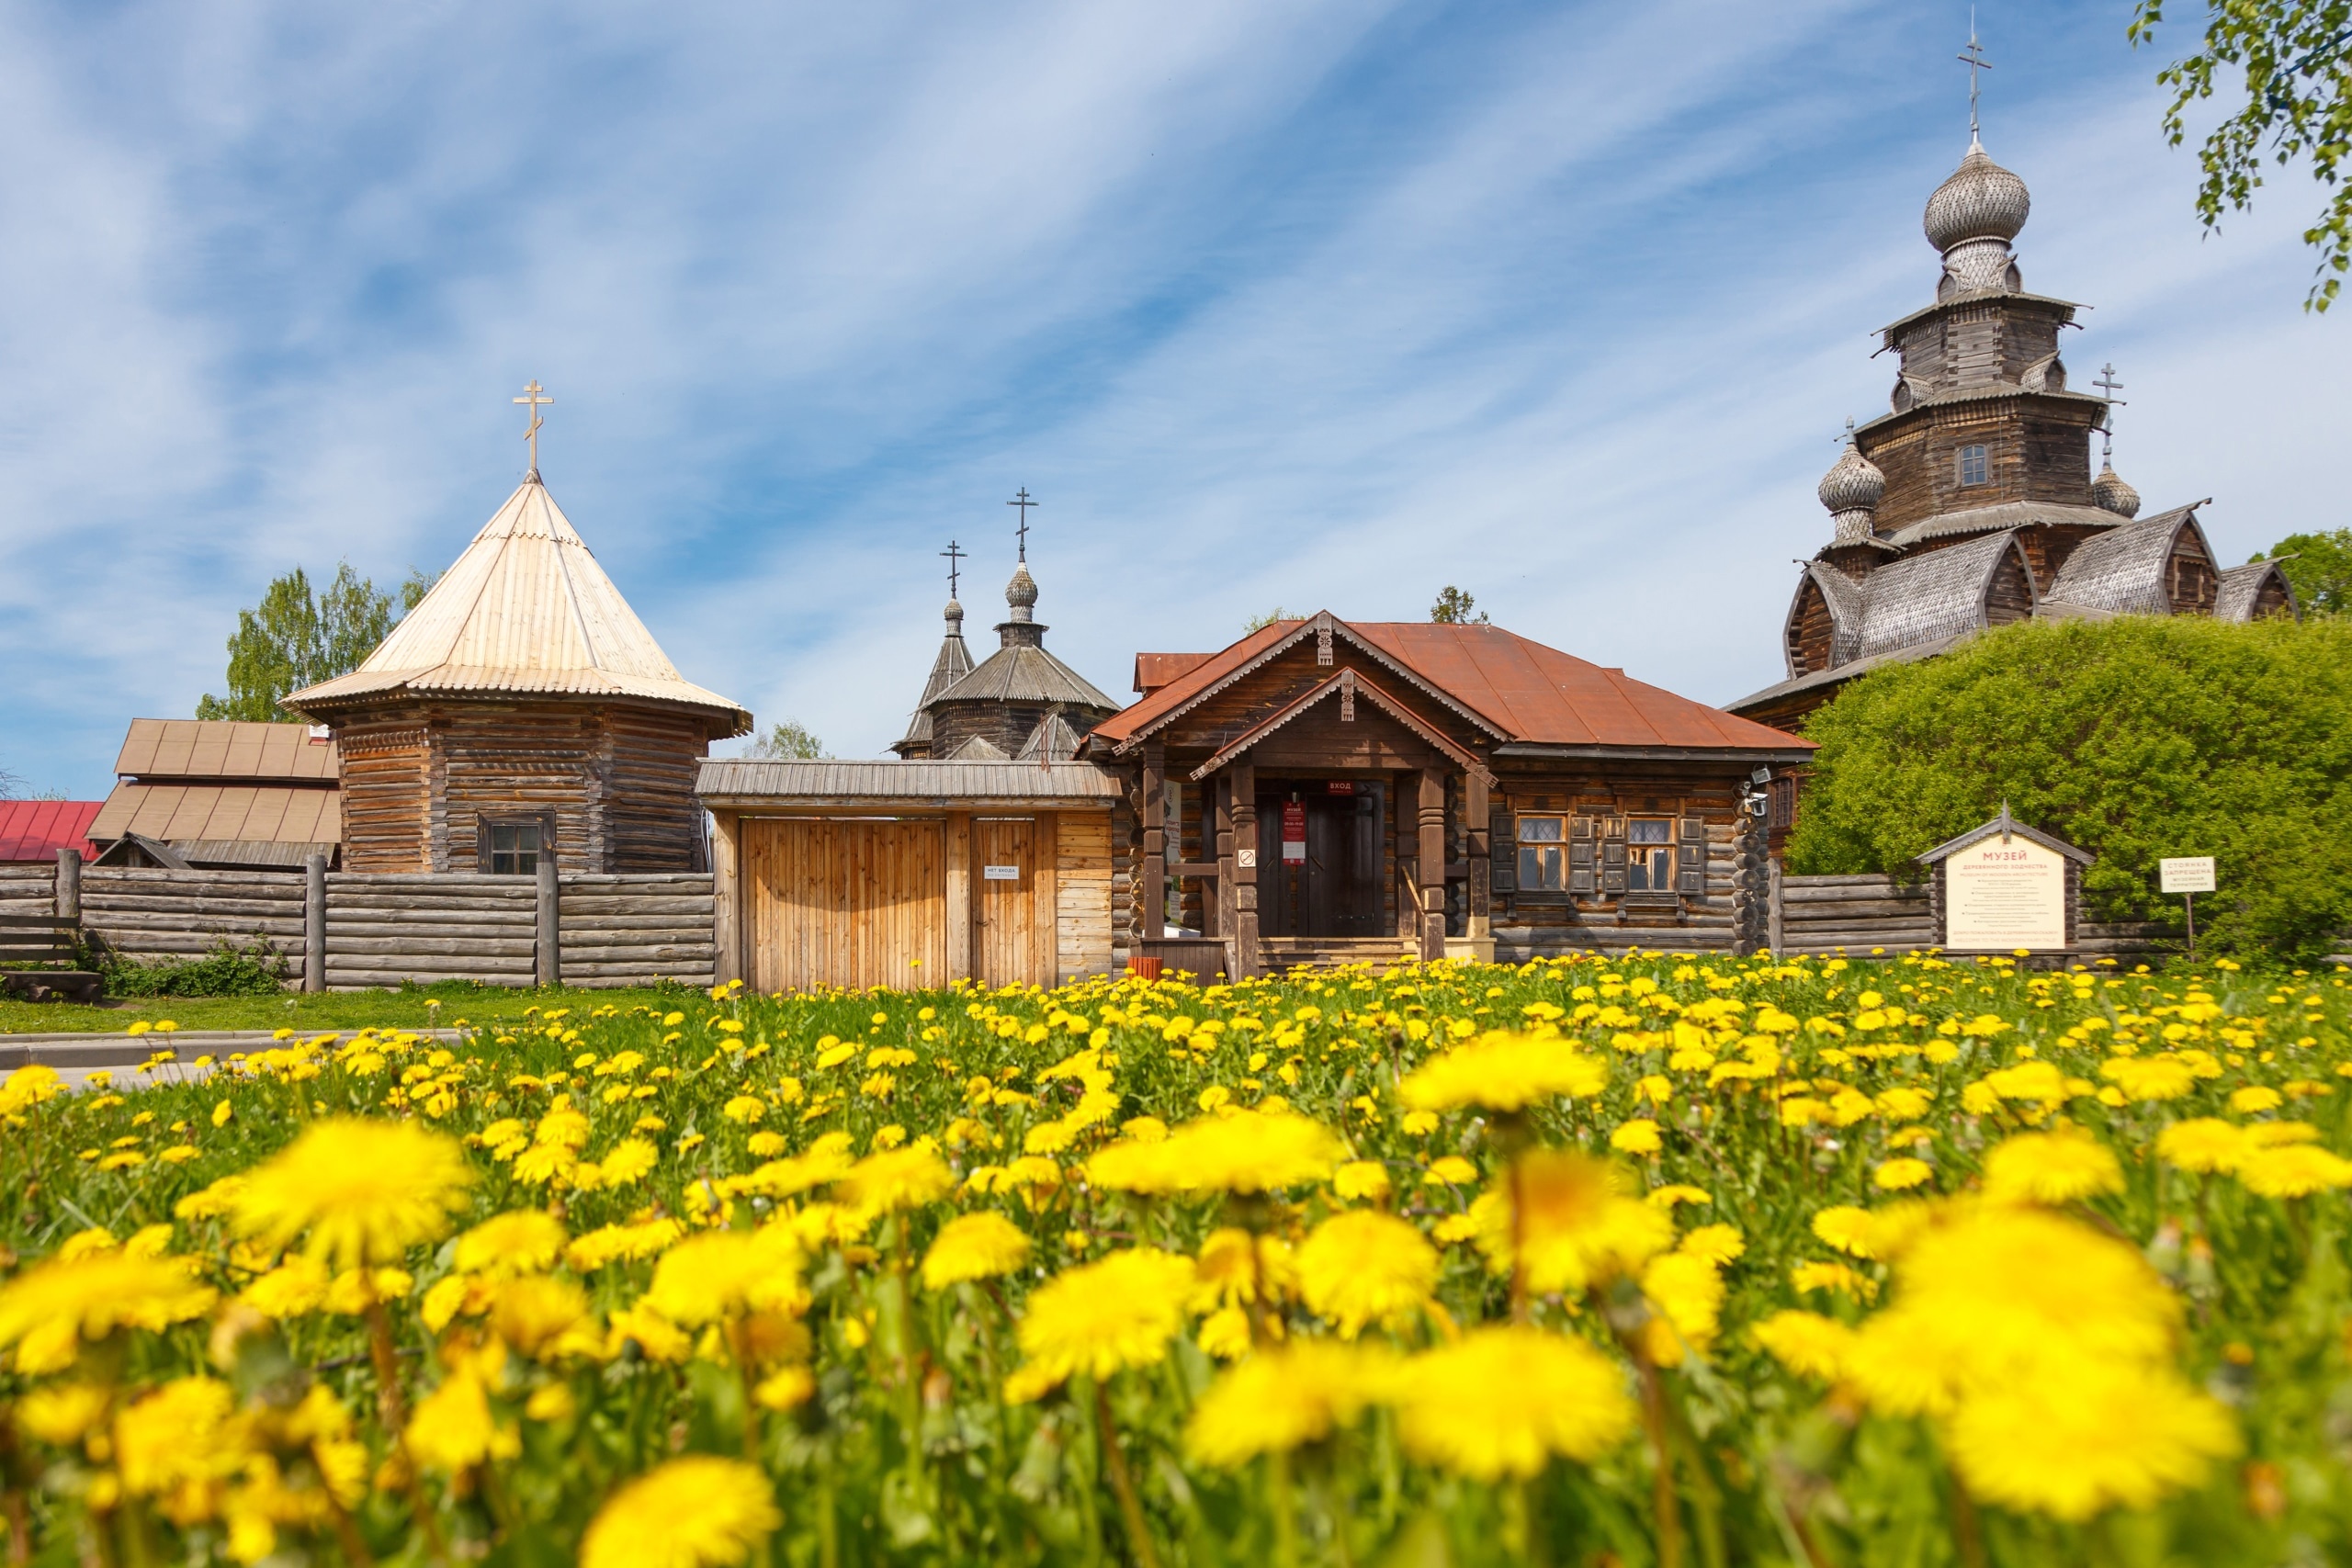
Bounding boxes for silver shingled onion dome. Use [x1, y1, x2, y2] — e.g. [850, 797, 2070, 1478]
[1925, 138, 2030, 293]
[2090, 459, 2142, 519]
[1004, 562, 1039, 621]
[1819, 427, 1886, 546]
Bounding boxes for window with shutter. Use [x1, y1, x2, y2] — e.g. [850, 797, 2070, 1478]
[1490, 810, 1516, 894]
[1569, 815, 1596, 895]
[1600, 819, 1627, 895]
[1678, 818, 1707, 897]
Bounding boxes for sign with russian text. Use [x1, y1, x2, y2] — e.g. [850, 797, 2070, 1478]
[1945, 835, 2067, 951]
[1282, 802, 1307, 863]
[982, 864, 1020, 881]
[2160, 856, 2216, 894]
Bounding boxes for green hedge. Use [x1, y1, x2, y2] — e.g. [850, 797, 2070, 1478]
[1786, 615, 2352, 960]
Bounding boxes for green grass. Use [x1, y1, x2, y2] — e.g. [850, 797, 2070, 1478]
[0, 980, 704, 1035]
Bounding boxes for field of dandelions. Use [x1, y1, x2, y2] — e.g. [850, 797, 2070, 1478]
[4, 951, 2351, 1568]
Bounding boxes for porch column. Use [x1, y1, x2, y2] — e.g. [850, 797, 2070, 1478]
[1206, 773, 1231, 938]
[1418, 768, 1446, 962]
[1141, 742, 1167, 941]
[1464, 768, 1491, 940]
[1230, 760, 1260, 977]
[710, 810, 744, 987]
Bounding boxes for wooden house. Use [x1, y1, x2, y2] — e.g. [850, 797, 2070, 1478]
[1728, 136, 2299, 735]
[1091, 614, 1811, 975]
[705, 553, 1130, 991]
[286, 475, 749, 874]
[88, 719, 339, 869]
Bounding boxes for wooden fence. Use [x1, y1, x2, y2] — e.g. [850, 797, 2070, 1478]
[1773, 872, 2172, 962]
[1, 858, 713, 992]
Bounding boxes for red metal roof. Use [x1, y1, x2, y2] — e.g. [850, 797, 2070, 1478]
[0, 800, 103, 863]
[1092, 617, 1812, 753]
[1133, 652, 1215, 694]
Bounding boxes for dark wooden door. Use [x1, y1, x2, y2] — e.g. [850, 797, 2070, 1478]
[1257, 785, 1384, 937]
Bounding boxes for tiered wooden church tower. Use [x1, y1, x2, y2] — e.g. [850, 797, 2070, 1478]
[287, 389, 751, 873]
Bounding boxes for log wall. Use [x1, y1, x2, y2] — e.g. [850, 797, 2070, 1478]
[1776, 872, 2181, 964]
[5, 861, 714, 991]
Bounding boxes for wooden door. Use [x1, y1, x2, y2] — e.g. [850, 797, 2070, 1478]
[973, 818, 1048, 987]
[1257, 786, 1385, 938]
[744, 818, 944, 992]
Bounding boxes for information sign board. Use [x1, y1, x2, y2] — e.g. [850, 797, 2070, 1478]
[1282, 801, 1307, 863]
[1944, 835, 2068, 951]
[2160, 857, 2216, 894]
[981, 864, 1020, 881]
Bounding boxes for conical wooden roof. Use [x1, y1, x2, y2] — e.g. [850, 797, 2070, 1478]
[286, 478, 749, 736]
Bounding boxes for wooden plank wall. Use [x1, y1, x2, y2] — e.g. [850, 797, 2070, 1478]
[1057, 812, 1114, 980]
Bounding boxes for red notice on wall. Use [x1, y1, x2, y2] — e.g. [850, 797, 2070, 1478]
[1282, 801, 1307, 862]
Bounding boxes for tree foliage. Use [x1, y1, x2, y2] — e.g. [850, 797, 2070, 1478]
[1430, 586, 1489, 625]
[1242, 607, 1296, 633]
[2132, 0, 2352, 310]
[1788, 615, 2352, 960]
[2263, 525, 2352, 613]
[196, 563, 435, 722]
[743, 719, 826, 760]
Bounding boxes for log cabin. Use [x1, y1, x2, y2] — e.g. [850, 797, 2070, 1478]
[286, 470, 750, 874]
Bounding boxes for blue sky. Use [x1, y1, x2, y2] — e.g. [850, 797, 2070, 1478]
[0, 1, 2343, 797]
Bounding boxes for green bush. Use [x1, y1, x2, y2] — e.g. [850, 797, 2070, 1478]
[101, 936, 291, 998]
[1787, 614, 2352, 960]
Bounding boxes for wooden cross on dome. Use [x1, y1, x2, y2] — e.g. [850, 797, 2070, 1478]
[2093, 363, 2126, 457]
[1957, 20, 1992, 140]
[941, 539, 966, 600]
[514, 380, 553, 476]
[1006, 488, 1036, 561]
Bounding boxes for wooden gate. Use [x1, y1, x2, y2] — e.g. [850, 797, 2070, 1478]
[974, 817, 1052, 987]
[743, 818, 944, 992]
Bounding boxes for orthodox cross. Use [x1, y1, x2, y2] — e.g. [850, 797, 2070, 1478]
[514, 380, 553, 475]
[1957, 22, 1992, 141]
[1006, 488, 1036, 560]
[2093, 363, 2127, 457]
[940, 539, 967, 600]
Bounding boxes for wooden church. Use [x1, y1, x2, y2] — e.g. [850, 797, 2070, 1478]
[287, 395, 750, 874]
[1726, 130, 2298, 736]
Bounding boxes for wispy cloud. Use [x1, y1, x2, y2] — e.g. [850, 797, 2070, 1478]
[0, 1, 2336, 794]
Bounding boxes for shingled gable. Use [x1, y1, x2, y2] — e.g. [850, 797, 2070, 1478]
[1187, 666, 1497, 784]
[1092, 613, 1810, 757]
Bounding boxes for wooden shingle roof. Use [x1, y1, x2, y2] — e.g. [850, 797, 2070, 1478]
[2041, 507, 2211, 616]
[285, 479, 750, 735]
[114, 719, 335, 783]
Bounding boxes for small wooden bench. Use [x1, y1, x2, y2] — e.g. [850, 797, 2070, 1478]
[0, 914, 102, 1004]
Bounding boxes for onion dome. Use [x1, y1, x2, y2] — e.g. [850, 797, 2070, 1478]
[2090, 459, 2142, 519]
[1004, 562, 1039, 620]
[1925, 138, 2030, 294]
[1818, 424, 1886, 545]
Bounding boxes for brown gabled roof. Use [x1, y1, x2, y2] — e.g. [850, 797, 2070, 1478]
[1134, 652, 1214, 694]
[115, 719, 337, 783]
[1091, 615, 1811, 754]
[89, 783, 341, 848]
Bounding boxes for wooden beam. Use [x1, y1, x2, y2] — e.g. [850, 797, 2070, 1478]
[1141, 743, 1167, 941]
[1212, 773, 1233, 940]
[1464, 768, 1491, 940]
[1230, 760, 1259, 977]
[710, 811, 744, 987]
[1418, 768, 1446, 962]
[944, 811, 973, 985]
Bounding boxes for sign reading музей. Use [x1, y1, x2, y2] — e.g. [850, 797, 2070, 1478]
[1916, 807, 2095, 956]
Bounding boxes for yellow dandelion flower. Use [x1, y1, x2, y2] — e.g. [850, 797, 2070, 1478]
[1647, 1185, 1712, 1210]
[2245, 1121, 2321, 1148]
[487, 1274, 592, 1359]
[17, 1382, 111, 1445]
[1193, 1228, 1297, 1309]
[405, 1363, 519, 1472]
[1184, 1339, 1398, 1465]
[2154, 1118, 2248, 1175]
[1640, 1251, 1724, 1362]
[580, 1456, 781, 1568]
[1873, 1157, 1933, 1190]
[597, 1137, 660, 1187]
[1474, 1150, 1673, 1295]
[1677, 1223, 1745, 1266]
[232, 1118, 473, 1269]
[1791, 1260, 1877, 1302]
[113, 1376, 239, 1504]
[1085, 1109, 1344, 1195]
[0, 1064, 64, 1116]
[836, 1146, 954, 1214]
[1981, 1129, 2124, 1206]
[2099, 1055, 2197, 1101]
[1007, 1248, 1195, 1397]
[2230, 1085, 2283, 1114]
[1332, 1159, 1393, 1201]
[644, 1230, 808, 1325]
[0, 1249, 217, 1375]
[1295, 1210, 1439, 1337]
[1943, 1363, 2238, 1521]
[1393, 1325, 1636, 1479]
[1750, 1310, 1857, 1382]
[1610, 1120, 1664, 1156]
[2235, 1143, 2352, 1198]
[1398, 1032, 1607, 1113]
[241, 1256, 332, 1319]
[454, 1210, 569, 1279]
[921, 1212, 1033, 1290]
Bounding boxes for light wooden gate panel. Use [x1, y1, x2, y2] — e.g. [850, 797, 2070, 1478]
[745, 819, 944, 992]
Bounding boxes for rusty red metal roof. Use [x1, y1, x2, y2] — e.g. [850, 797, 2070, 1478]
[1092, 616, 1811, 753]
[0, 800, 102, 863]
[1133, 652, 1215, 694]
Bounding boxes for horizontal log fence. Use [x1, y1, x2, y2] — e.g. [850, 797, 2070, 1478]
[8, 852, 715, 993]
[1775, 872, 2188, 964]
